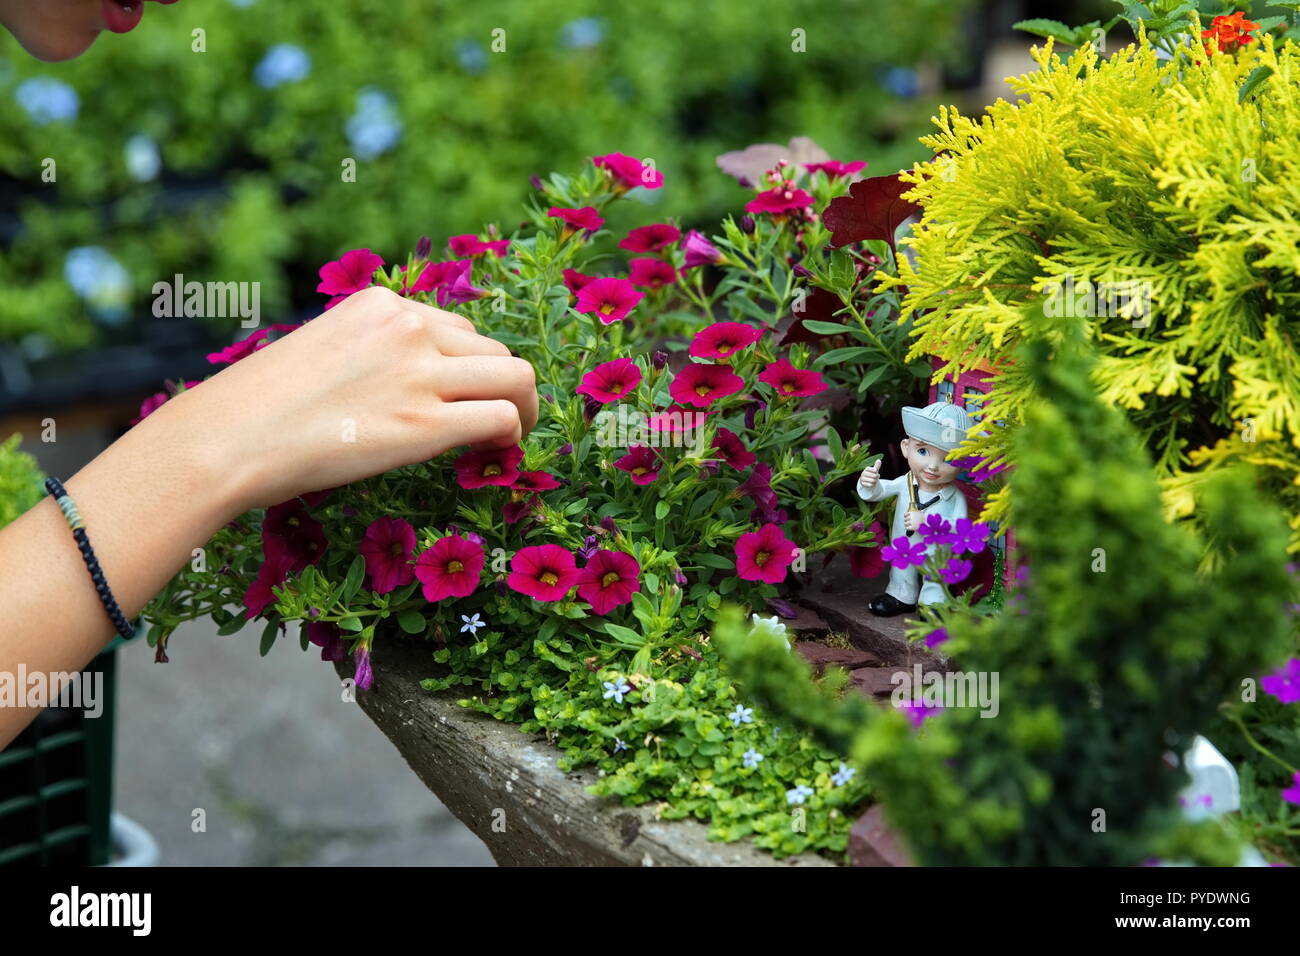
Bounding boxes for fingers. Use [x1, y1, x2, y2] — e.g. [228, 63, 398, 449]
[434, 355, 539, 436]
[396, 296, 477, 334]
[432, 399, 523, 452]
[429, 324, 512, 358]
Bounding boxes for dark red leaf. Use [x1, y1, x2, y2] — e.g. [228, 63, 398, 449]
[822, 173, 921, 251]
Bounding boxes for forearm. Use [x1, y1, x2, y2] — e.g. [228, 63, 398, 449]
[0, 395, 248, 747]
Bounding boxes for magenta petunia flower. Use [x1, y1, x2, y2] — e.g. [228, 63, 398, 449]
[563, 268, 597, 295]
[739, 463, 779, 511]
[745, 187, 814, 215]
[804, 160, 867, 179]
[317, 248, 384, 296]
[614, 445, 661, 485]
[577, 549, 641, 615]
[681, 230, 723, 269]
[359, 516, 417, 595]
[939, 557, 973, 585]
[262, 499, 328, 572]
[619, 223, 681, 253]
[306, 621, 347, 662]
[414, 534, 485, 602]
[712, 427, 756, 470]
[404, 258, 486, 305]
[577, 357, 643, 404]
[758, 358, 827, 399]
[690, 322, 764, 360]
[881, 535, 926, 570]
[647, 404, 709, 434]
[1282, 772, 1300, 806]
[1261, 658, 1300, 704]
[353, 644, 373, 691]
[575, 276, 644, 324]
[734, 523, 798, 584]
[628, 258, 678, 290]
[549, 205, 605, 233]
[206, 328, 270, 365]
[848, 521, 888, 580]
[512, 470, 561, 493]
[453, 445, 525, 489]
[918, 514, 954, 547]
[448, 234, 510, 257]
[508, 544, 580, 602]
[242, 552, 293, 619]
[592, 152, 663, 190]
[949, 518, 992, 556]
[669, 362, 745, 408]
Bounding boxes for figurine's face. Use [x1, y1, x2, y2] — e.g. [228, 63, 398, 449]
[0, 0, 177, 62]
[900, 438, 959, 493]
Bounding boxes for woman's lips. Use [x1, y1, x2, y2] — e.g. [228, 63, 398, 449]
[101, 0, 145, 34]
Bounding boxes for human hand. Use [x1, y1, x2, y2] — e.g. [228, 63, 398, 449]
[153, 286, 538, 514]
[903, 509, 921, 533]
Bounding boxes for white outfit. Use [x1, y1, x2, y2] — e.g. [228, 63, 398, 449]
[857, 472, 968, 606]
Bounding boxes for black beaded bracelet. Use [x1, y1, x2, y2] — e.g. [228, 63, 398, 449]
[45, 477, 135, 641]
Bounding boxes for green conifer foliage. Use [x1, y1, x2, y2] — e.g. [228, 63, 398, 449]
[888, 33, 1300, 554]
[718, 335, 1293, 865]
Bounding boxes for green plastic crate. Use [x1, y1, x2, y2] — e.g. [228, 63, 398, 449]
[0, 630, 135, 866]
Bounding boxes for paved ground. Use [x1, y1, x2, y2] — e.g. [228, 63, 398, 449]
[113, 617, 494, 866]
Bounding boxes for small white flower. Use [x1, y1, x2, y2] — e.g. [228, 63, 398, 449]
[728, 705, 754, 728]
[750, 613, 790, 650]
[831, 763, 856, 787]
[613, 737, 628, 753]
[742, 748, 764, 769]
[603, 679, 631, 704]
[786, 784, 815, 806]
[460, 613, 485, 635]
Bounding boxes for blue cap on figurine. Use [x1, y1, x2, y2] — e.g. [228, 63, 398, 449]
[901, 401, 971, 452]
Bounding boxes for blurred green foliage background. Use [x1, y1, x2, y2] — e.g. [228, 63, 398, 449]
[0, 0, 973, 357]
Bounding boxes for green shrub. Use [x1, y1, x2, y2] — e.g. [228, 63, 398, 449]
[0, 434, 43, 528]
[718, 333, 1295, 865]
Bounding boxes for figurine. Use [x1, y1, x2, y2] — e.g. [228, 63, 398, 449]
[857, 401, 972, 616]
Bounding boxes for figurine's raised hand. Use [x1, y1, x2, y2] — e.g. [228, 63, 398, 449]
[903, 509, 921, 533]
[858, 461, 880, 493]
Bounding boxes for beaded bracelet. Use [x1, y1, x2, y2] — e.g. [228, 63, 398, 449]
[45, 477, 135, 641]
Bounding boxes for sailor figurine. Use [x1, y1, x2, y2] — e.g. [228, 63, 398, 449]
[857, 401, 972, 616]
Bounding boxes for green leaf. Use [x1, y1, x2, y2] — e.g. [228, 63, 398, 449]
[1238, 65, 1274, 103]
[655, 500, 671, 521]
[341, 555, 367, 602]
[398, 610, 427, 635]
[337, 616, 364, 632]
[216, 614, 246, 636]
[813, 346, 874, 369]
[259, 618, 279, 657]
[604, 622, 644, 646]
[800, 320, 855, 335]
[1012, 18, 1082, 43]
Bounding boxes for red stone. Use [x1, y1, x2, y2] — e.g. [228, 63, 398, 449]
[849, 805, 914, 867]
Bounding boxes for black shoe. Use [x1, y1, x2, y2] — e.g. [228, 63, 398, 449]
[868, 594, 917, 617]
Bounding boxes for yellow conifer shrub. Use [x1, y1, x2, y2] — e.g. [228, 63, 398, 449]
[891, 30, 1300, 554]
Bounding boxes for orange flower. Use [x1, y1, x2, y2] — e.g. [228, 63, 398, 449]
[1201, 11, 1261, 56]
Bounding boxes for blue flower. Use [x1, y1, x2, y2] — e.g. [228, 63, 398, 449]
[613, 737, 628, 753]
[742, 748, 764, 769]
[124, 135, 160, 182]
[63, 247, 130, 324]
[459, 613, 484, 636]
[786, 784, 815, 806]
[455, 40, 488, 74]
[16, 78, 79, 125]
[602, 678, 631, 704]
[346, 88, 402, 159]
[728, 705, 753, 728]
[560, 18, 605, 49]
[255, 44, 311, 88]
[880, 67, 919, 99]
[831, 763, 856, 787]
